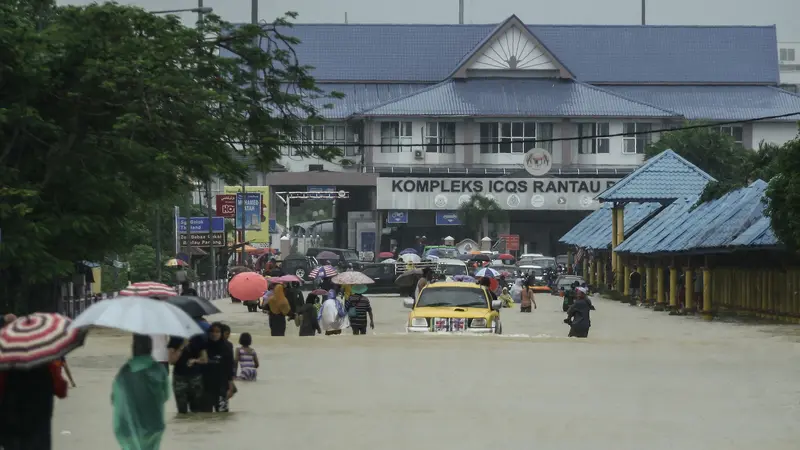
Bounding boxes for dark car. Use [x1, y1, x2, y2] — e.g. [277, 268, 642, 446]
[282, 253, 318, 281]
[306, 247, 364, 270]
[360, 263, 400, 294]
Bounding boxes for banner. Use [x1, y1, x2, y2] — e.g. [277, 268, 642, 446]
[235, 192, 262, 230]
[223, 186, 271, 244]
[215, 194, 236, 218]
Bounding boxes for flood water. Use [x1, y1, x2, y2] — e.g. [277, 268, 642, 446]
[54, 293, 800, 449]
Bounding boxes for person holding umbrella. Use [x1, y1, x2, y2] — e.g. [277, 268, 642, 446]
[265, 282, 291, 336]
[344, 285, 374, 335]
[0, 313, 85, 450]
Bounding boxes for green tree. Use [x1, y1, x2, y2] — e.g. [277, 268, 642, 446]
[764, 137, 800, 250]
[0, 1, 340, 313]
[457, 194, 507, 241]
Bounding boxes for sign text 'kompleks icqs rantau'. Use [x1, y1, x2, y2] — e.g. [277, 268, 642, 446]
[388, 178, 617, 195]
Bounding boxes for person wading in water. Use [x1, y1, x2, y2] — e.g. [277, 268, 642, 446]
[564, 287, 595, 338]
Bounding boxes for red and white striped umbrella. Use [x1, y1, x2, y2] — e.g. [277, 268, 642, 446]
[0, 313, 87, 370]
[309, 265, 338, 279]
[119, 281, 177, 298]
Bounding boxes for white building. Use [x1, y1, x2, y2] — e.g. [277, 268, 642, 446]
[779, 41, 800, 93]
[222, 15, 800, 255]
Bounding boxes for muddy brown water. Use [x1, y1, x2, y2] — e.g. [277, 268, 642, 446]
[53, 293, 800, 449]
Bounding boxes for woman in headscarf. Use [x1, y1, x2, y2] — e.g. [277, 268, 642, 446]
[111, 334, 170, 450]
[297, 293, 322, 336]
[318, 289, 349, 335]
[266, 282, 291, 336]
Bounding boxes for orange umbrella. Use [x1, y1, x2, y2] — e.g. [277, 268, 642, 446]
[229, 272, 268, 301]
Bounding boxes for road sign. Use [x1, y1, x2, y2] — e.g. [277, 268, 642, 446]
[499, 234, 520, 251]
[216, 194, 236, 218]
[179, 232, 225, 248]
[178, 217, 225, 234]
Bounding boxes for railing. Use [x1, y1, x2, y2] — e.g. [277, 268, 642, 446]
[59, 279, 229, 319]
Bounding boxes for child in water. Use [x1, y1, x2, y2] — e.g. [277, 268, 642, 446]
[234, 332, 259, 381]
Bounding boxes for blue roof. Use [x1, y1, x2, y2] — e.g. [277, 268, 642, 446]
[597, 150, 715, 202]
[277, 22, 779, 84]
[356, 79, 676, 118]
[615, 181, 777, 254]
[604, 86, 800, 121]
[614, 197, 700, 254]
[729, 217, 780, 248]
[310, 83, 432, 119]
[559, 202, 663, 249]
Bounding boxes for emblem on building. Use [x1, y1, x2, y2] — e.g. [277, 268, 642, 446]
[530, 195, 545, 208]
[434, 194, 448, 208]
[458, 195, 470, 206]
[523, 148, 552, 176]
[507, 194, 521, 208]
[580, 196, 593, 208]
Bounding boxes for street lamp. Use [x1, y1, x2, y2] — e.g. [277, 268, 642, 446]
[150, 7, 213, 14]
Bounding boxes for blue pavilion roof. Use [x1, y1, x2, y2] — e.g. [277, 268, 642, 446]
[559, 202, 663, 250]
[355, 79, 677, 118]
[604, 86, 800, 122]
[615, 180, 778, 254]
[271, 23, 779, 84]
[597, 150, 715, 202]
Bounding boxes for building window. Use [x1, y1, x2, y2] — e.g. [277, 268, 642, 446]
[717, 125, 743, 144]
[425, 122, 456, 153]
[780, 84, 799, 94]
[297, 124, 357, 156]
[577, 123, 610, 154]
[780, 48, 796, 62]
[380, 121, 412, 153]
[622, 123, 652, 154]
[479, 122, 553, 154]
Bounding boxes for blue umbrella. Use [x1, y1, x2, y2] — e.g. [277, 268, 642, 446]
[453, 275, 476, 283]
[399, 248, 418, 255]
[475, 267, 500, 278]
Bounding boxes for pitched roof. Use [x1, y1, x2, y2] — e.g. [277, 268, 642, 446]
[447, 15, 573, 79]
[597, 150, 715, 202]
[614, 197, 700, 254]
[559, 202, 663, 249]
[308, 83, 433, 119]
[273, 22, 779, 84]
[356, 79, 677, 118]
[615, 181, 777, 254]
[604, 86, 800, 121]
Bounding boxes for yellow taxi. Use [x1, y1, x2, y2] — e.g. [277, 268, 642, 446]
[403, 282, 503, 334]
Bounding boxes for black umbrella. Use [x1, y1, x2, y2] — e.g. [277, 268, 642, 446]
[167, 296, 221, 318]
[395, 269, 423, 287]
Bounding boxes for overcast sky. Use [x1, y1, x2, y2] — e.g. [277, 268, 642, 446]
[60, 0, 799, 41]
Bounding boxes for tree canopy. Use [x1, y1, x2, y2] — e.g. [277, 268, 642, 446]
[0, 0, 339, 312]
[763, 136, 800, 250]
[457, 194, 507, 241]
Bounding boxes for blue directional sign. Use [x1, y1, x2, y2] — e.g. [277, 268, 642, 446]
[178, 217, 225, 234]
[435, 211, 462, 226]
[387, 210, 409, 224]
[308, 185, 336, 192]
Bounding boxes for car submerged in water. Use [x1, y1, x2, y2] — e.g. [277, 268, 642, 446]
[403, 282, 503, 334]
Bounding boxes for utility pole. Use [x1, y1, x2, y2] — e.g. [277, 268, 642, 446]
[205, 182, 217, 280]
[641, 0, 646, 25]
[155, 210, 162, 280]
[458, 0, 464, 24]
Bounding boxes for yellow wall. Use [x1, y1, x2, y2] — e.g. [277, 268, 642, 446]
[224, 186, 271, 244]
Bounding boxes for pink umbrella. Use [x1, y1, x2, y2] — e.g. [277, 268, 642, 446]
[119, 282, 177, 298]
[229, 272, 268, 301]
[378, 251, 394, 259]
[311, 289, 328, 296]
[277, 274, 302, 283]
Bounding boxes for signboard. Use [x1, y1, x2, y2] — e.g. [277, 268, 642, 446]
[360, 231, 376, 253]
[436, 211, 462, 226]
[216, 194, 236, 218]
[224, 186, 270, 244]
[499, 234, 520, 251]
[386, 210, 409, 224]
[376, 177, 620, 211]
[308, 185, 336, 192]
[177, 217, 225, 234]
[235, 192, 262, 230]
[179, 232, 225, 248]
